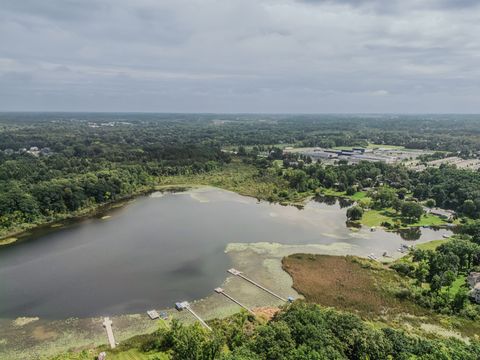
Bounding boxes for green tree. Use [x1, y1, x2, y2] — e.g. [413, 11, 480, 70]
[346, 206, 364, 221]
[401, 202, 424, 222]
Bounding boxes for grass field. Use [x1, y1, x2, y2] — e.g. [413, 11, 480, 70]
[282, 253, 480, 339]
[360, 209, 447, 228]
[107, 349, 168, 360]
[416, 239, 448, 251]
[108, 349, 151, 360]
[320, 188, 368, 201]
[282, 254, 421, 316]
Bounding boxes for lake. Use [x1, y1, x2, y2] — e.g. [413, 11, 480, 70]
[0, 188, 451, 319]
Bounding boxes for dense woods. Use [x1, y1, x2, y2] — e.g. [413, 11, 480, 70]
[1, 113, 480, 238]
[82, 303, 480, 360]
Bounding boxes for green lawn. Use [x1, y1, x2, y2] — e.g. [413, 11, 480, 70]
[321, 188, 347, 197]
[350, 191, 368, 201]
[360, 209, 447, 228]
[416, 239, 448, 251]
[360, 209, 393, 227]
[320, 189, 368, 201]
[441, 275, 466, 297]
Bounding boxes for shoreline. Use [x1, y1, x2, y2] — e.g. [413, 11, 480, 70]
[0, 241, 296, 360]
[0, 183, 310, 245]
[0, 238, 452, 360]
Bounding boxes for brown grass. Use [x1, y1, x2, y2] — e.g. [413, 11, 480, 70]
[282, 254, 421, 317]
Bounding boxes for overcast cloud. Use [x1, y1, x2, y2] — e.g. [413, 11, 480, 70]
[0, 0, 479, 113]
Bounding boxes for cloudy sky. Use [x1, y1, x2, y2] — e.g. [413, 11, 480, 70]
[0, 0, 479, 113]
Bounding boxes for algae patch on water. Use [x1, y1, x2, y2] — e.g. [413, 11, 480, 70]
[13, 317, 39, 327]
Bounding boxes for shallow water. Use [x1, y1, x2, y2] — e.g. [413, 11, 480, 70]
[0, 188, 451, 319]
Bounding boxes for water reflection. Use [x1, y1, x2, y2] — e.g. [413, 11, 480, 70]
[314, 195, 353, 208]
[397, 227, 422, 241]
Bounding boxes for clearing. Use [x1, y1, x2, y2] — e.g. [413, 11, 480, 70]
[360, 208, 447, 228]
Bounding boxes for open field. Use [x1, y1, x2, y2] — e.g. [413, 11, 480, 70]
[320, 188, 368, 201]
[282, 254, 420, 316]
[282, 253, 480, 338]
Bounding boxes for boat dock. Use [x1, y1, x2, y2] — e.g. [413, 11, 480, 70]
[227, 268, 287, 302]
[102, 317, 116, 349]
[214, 287, 255, 315]
[175, 301, 212, 331]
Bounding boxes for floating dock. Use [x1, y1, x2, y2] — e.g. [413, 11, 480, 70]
[102, 317, 116, 349]
[147, 310, 159, 320]
[214, 287, 255, 315]
[175, 301, 212, 331]
[227, 268, 287, 302]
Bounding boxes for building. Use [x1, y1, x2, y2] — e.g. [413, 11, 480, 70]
[427, 207, 456, 221]
[472, 284, 480, 303]
[468, 272, 480, 303]
[468, 272, 480, 288]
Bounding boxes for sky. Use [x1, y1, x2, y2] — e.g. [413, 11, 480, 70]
[0, 0, 479, 113]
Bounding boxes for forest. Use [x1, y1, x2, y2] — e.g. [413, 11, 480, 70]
[1, 113, 480, 239]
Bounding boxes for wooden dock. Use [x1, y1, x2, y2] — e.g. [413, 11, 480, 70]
[214, 287, 255, 315]
[227, 268, 287, 302]
[175, 301, 212, 331]
[102, 317, 116, 349]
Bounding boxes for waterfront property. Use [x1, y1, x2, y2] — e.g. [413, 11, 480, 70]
[468, 272, 480, 303]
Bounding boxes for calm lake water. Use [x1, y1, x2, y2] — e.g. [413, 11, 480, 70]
[0, 188, 451, 319]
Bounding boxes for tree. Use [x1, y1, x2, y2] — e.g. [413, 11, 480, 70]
[451, 288, 469, 312]
[346, 186, 356, 196]
[463, 199, 476, 218]
[400, 202, 424, 222]
[425, 199, 436, 208]
[346, 206, 364, 221]
[431, 274, 442, 293]
[397, 187, 408, 200]
[372, 187, 397, 209]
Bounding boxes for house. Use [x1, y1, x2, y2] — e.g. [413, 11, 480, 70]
[472, 284, 480, 304]
[468, 272, 480, 303]
[468, 272, 480, 288]
[428, 207, 455, 221]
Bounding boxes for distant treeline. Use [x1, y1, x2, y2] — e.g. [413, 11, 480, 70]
[1, 113, 480, 235]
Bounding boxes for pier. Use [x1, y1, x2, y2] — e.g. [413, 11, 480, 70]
[102, 317, 116, 349]
[227, 268, 287, 302]
[175, 301, 212, 331]
[214, 287, 255, 315]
